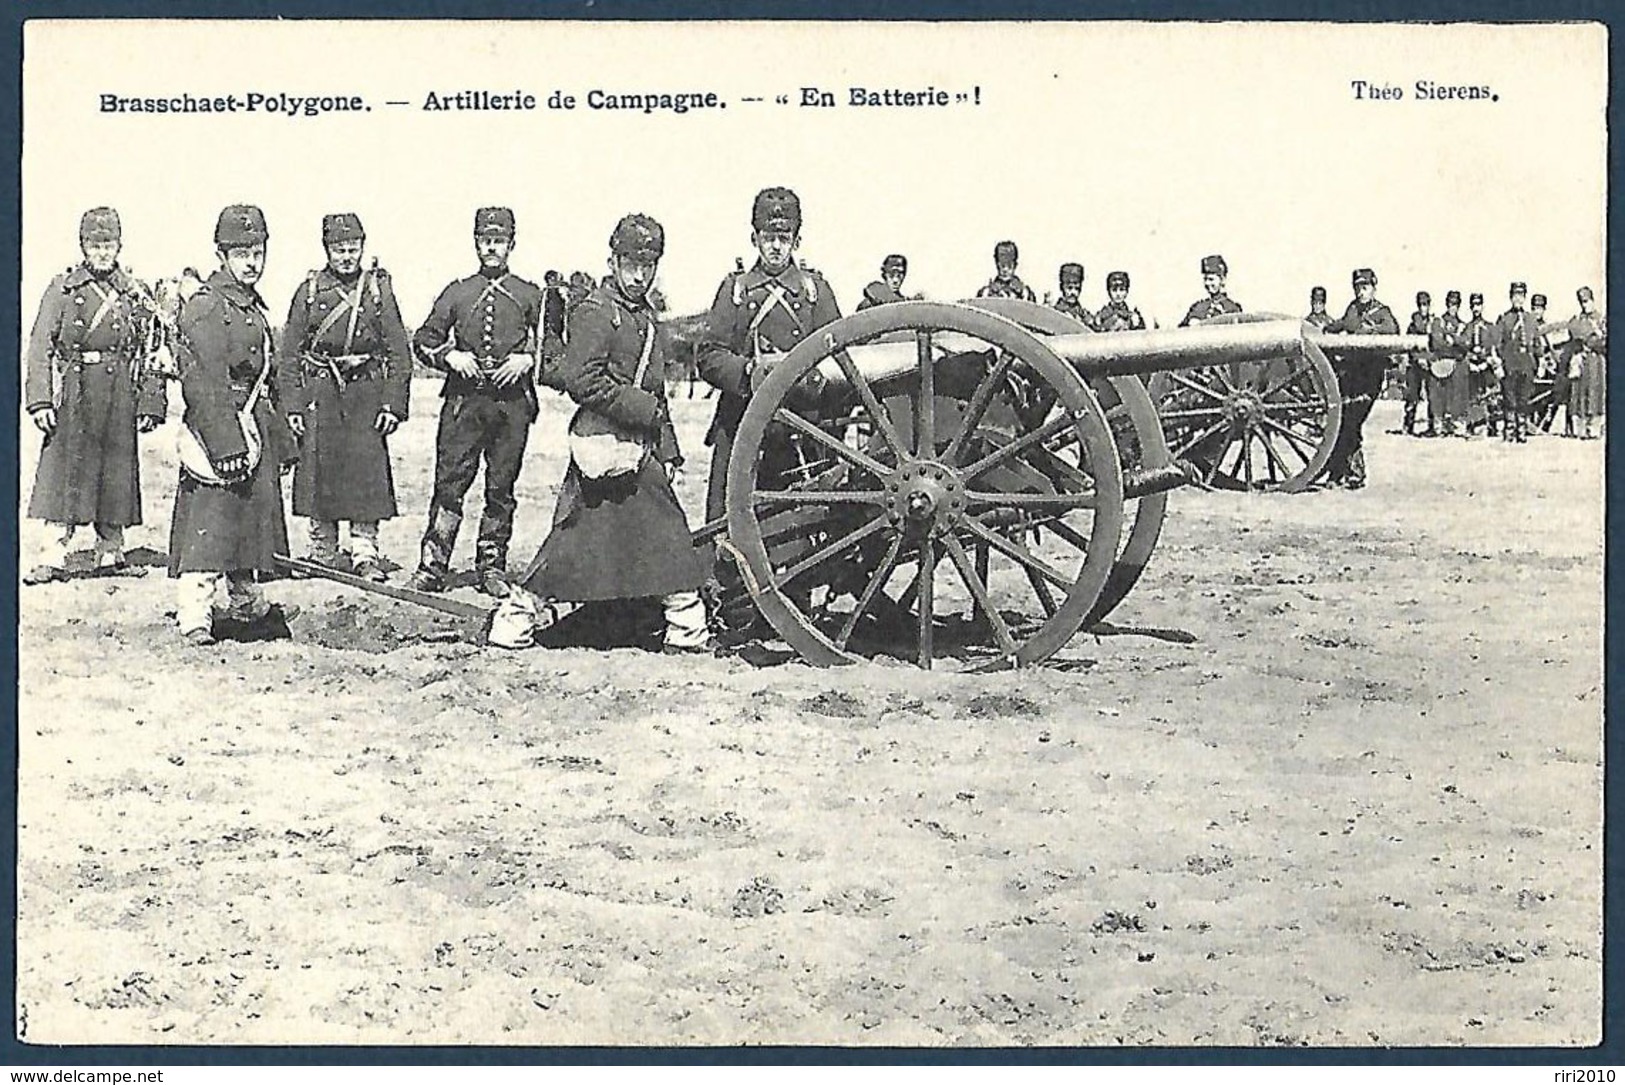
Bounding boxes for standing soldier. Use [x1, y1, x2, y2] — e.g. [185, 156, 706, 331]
[857, 254, 911, 310]
[1567, 286, 1607, 440]
[1095, 271, 1147, 331]
[276, 213, 412, 582]
[1304, 285, 1334, 329]
[1319, 267, 1399, 489]
[1051, 262, 1096, 328]
[1429, 290, 1467, 437]
[406, 207, 544, 598]
[975, 240, 1037, 301]
[696, 186, 841, 635]
[23, 207, 169, 584]
[1460, 292, 1499, 437]
[1179, 254, 1242, 326]
[1397, 291, 1432, 436]
[1529, 293, 1567, 434]
[1492, 282, 1541, 444]
[500, 214, 710, 653]
[168, 204, 298, 645]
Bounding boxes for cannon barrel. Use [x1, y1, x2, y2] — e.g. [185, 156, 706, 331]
[1308, 333, 1430, 354]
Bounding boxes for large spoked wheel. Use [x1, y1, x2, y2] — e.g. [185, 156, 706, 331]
[1147, 312, 1342, 493]
[724, 301, 1125, 670]
[961, 298, 1172, 627]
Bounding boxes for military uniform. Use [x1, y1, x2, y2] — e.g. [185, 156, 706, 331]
[1428, 292, 1466, 435]
[976, 240, 1037, 302]
[1095, 271, 1147, 332]
[520, 214, 709, 651]
[1459, 296, 1499, 435]
[276, 213, 413, 578]
[1400, 293, 1432, 435]
[857, 254, 909, 311]
[1304, 286, 1334, 330]
[409, 207, 544, 592]
[1567, 287, 1606, 438]
[697, 188, 842, 528]
[24, 208, 169, 581]
[169, 205, 296, 642]
[1320, 268, 1399, 488]
[1179, 254, 1242, 326]
[1493, 284, 1541, 443]
[1051, 262, 1096, 328]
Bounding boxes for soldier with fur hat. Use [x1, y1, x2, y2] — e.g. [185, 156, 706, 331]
[1493, 282, 1540, 443]
[975, 240, 1036, 302]
[168, 204, 299, 645]
[1304, 285, 1334, 330]
[1459, 291, 1499, 436]
[1095, 271, 1147, 332]
[1051, 262, 1097, 329]
[1427, 290, 1467, 437]
[1566, 286, 1606, 439]
[276, 213, 413, 582]
[1397, 290, 1433, 436]
[23, 207, 170, 585]
[857, 253, 912, 311]
[1319, 267, 1399, 488]
[1179, 254, 1243, 326]
[406, 207, 545, 598]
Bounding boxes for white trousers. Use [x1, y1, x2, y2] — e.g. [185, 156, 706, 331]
[309, 519, 380, 563]
[488, 589, 709, 650]
[176, 571, 268, 636]
[36, 522, 125, 570]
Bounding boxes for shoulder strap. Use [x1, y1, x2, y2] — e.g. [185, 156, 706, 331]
[731, 272, 744, 306]
[632, 316, 657, 390]
[305, 271, 320, 306]
[801, 269, 817, 304]
[341, 265, 374, 354]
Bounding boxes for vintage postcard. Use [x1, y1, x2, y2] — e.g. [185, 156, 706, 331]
[16, 19, 1606, 1049]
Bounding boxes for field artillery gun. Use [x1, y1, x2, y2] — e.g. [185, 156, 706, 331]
[705, 298, 1425, 670]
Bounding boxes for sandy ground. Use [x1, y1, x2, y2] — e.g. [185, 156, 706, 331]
[15, 382, 1604, 1046]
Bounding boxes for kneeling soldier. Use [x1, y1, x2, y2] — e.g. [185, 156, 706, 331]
[408, 207, 544, 597]
[169, 205, 298, 645]
[24, 208, 168, 583]
[277, 213, 412, 582]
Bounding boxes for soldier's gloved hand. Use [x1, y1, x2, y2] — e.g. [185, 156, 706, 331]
[212, 452, 251, 483]
[287, 413, 306, 440]
[375, 409, 400, 436]
[444, 350, 481, 379]
[785, 366, 829, 410]
[137, 414, 162, 434]
[30, 407, 57, 435]
[491, 352, 534, 389]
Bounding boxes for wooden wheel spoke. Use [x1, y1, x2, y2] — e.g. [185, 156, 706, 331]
[772, 408, 893, 479]
[834, 532, 905, 651]
[1169, 418, 1230, 459]
[915, 330, 936, 457]
[1041, 515, 1095, 555]
[1024, 564, 1059, 618]
[831, 347, 909, 461]
[1257, 360, 1311, 400]
[753, 489, 886, 506]
[916, 538, 937, 669]
[1258, 415, 1323, 456]
[1167, 370, 1230, 403]
[943, 535, 1017, 659]
[967, 490, 1097, 511]
[1263, 398, 1330, 416]
[959, 518, 1072, 590]
[1242, 428, 1255, 490]
[768, 514, 890, 591]
[1258, 426, 1292, 480]
[943, 351, 1017, 465]
[960, 413, 1075, 481]
[1159, 406, 1230, 421]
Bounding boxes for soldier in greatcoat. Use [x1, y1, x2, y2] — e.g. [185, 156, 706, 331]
[857, 254, 911, 310]
[1398, 291, 1433, 436]
[1567, 286, 1607, 440]
[1095, 271, 1147, 332]
[406, 207, 544, 597]
[1460, 292, 1499, 436]
[500, 214, 710, 653]
[276, 213, 412, 581]
[975, 241, 1037, 301]
[23, 208, 168, 584]
[1493, 282, 1541, 444]
[1179, 254, 1243, 326]
[1304, 285, 1334, 329]
[168, 204, 298, 645]
[1428, 290, 1467, 437]
[1051, 262, 1097, 328]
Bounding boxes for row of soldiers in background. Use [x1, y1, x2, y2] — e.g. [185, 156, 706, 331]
[1385, 285, 1607, 442]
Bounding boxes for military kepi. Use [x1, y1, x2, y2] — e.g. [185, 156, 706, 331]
[1310, 285, 1327, 301]
[1107, 271, 1130, 290]
[1352, 267, 1377, 287]
[1059, 262, 1085, 285]
[994, 240, 1019, 264]
[79, 207, 121, 245]
[474, 207, 516, 237]
[1531, 294, 1548, 308]
[215, 204, 268, 247]
[1200, 254, 1227, 276]
[752, 187, 801, 233]
[610, 213, 665, 262]
[322, 212, 365, 245]
[882, 254, 907, 273]
[1509, 281, 1528, 295]
[1446, 290, 1462, 304]
[1469, 292, 1484, 305]
[1416, 290, 1431, 305]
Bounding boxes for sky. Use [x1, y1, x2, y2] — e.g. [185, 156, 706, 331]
[22, 21, 1607, 334]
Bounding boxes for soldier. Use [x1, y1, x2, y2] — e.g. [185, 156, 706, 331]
[1460, 292, 1499, 437]
[1304, 285, 1334, 329]
[1397, 290, 1432, 436]
[1179, 254, 1242, 326]
[406, 207, 545, 597]
[23, 207, 169, 584]
[1429, 290, 1467, 437]
[1051, 262, 1096, 328]
[502, 213, 710, 653]
[1319, 267, 1399, 489]
[857, 254, 910, 310]
[1493, 283, 1541, 443]
[1566, 286, 1606, 440]
[1095, 271, 1147, 331]
[168, 204, 299, 646]
[975, 240, 1037, 301]
[696, 186, 841, 635]
[1528, 293, 1566, 434]
[276, 213, 412, 582]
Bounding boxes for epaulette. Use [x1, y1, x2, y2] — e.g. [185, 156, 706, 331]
[800, 268, 819, 304]
[730, 271, 745, 307]
[305, 270, 321, 305]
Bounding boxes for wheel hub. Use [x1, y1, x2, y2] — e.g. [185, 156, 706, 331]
[885, 460, 965, 536]
[1224, 389, 1265, 427]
